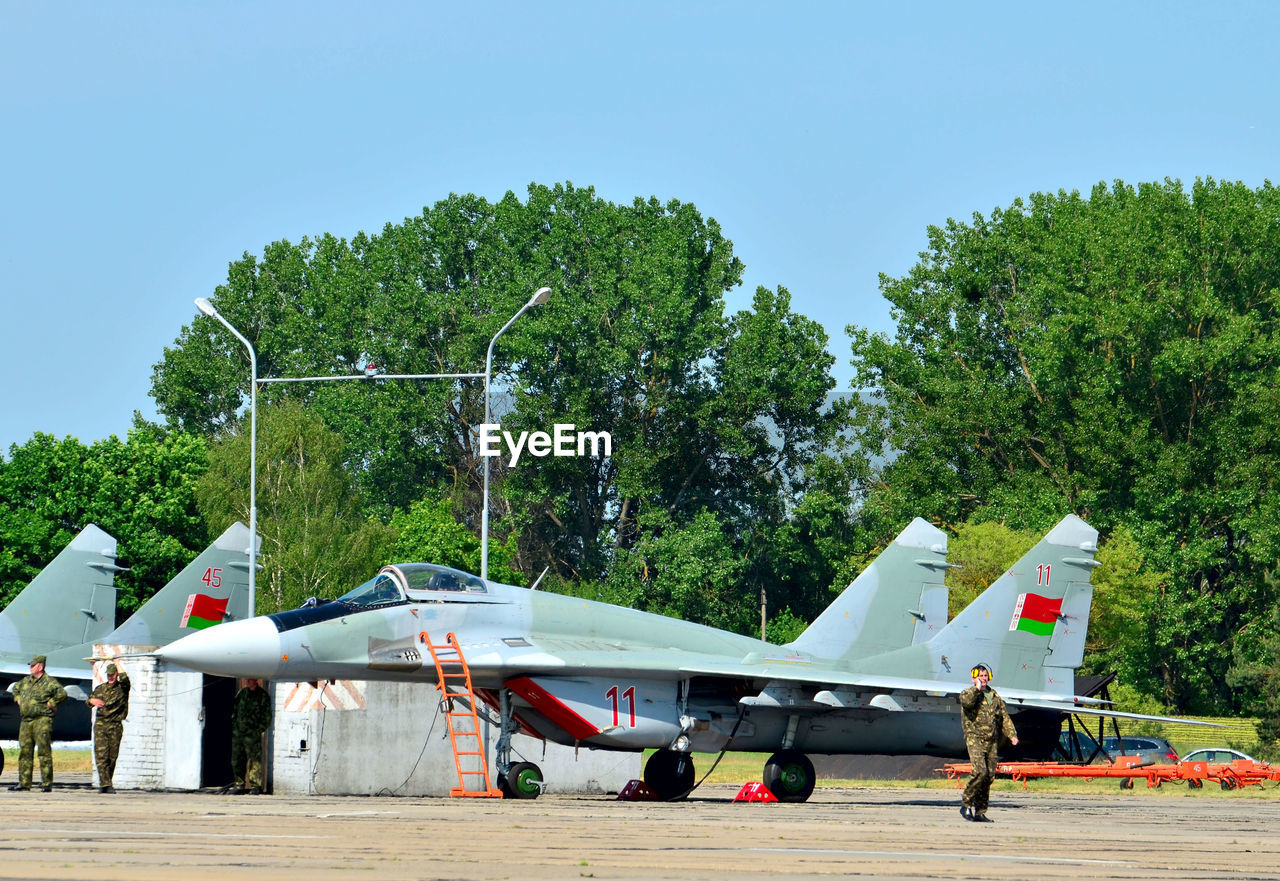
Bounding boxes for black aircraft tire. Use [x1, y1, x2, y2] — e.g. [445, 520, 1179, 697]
[643, 749, 695, 801]
[1188, 778, 1203, 789]
[499, 762, 542, 799]
[502, 762, 543, 799]
[1120, 777, 1134, 789]
[763, 750, 816, 803]
[0, 748, 4, 777]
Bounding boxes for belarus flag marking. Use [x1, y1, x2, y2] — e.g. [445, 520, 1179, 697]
[1009, 592, 1062, 636]
[182, 593, 229, 630]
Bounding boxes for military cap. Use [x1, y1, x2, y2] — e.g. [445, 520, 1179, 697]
[29, 654, 47, 666]
[105, 663, 118, 676]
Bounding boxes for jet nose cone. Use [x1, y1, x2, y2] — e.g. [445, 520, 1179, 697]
[158, 617, 283, 679]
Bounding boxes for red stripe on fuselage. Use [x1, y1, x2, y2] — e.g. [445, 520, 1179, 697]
[505, 676, 601, 741]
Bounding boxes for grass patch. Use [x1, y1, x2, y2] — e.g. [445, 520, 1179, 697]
[2, 748, 94, 773]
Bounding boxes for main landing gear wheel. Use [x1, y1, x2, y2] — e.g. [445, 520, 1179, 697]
[763, 749, 816, 803]
[644, 749, 695, 801]
[501, 762, 543, 799]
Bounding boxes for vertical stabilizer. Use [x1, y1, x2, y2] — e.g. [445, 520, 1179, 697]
[104, 522, 256, 648]
[0, 524, 122, 655]
[788, 518, 951, 661]
[907, 514, 1098, 695]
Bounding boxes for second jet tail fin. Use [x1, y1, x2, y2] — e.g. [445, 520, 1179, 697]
[921, 514, 1099, 695]
[104, 522, 256, 648]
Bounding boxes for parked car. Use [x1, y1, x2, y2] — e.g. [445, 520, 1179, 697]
[1100, 735, 1179, 765]
[1180, 747, 1259, 765]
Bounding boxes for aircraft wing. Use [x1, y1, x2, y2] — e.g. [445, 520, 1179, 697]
[996, 695, 1222, 726]
[674, 659, 1221, 727]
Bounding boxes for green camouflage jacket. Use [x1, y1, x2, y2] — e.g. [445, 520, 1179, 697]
[232, 685, 272, 738]
[959, 685, 1017, 746]
[13, 673, 67, 720]
[90, 673, 132, 724]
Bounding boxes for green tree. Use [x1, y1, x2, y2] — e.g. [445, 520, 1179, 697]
[389, 496, 522, 586]
[1085, 525, 1167, 695]
[603, 509, 753, 635]
[1226, 573, 1280, 760]
[152, 183, 845, 631]
[195, 402, 396, 613]
[848, 177, 1280, 712]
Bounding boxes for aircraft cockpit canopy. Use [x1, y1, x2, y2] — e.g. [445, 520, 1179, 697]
[390, 563, 488, 596]
[338, 571, 409, 608]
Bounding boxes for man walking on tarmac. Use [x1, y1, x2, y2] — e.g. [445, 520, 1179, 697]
[958, 663, 1017, 822]
[10, 654, 66, 792]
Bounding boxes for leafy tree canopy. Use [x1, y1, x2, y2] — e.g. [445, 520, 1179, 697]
[849, 177, 1280, 712]
[153, 182, 847, 634]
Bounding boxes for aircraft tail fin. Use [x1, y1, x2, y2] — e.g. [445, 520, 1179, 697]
[0, 524, 122, 655]
[104, 522, 255, 648]
[921, 514, 1098, 696]
[787, 518, 951, 661]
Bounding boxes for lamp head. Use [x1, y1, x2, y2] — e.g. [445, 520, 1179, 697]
[529, 286, 552, 307]
[194, 297, 217, 317]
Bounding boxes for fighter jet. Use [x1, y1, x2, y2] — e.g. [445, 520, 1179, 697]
[0, 521, 255, 743]
[159, 514, 1198, 801]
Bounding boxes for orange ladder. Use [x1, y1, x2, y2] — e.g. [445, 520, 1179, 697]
[420, 631, 503, 797]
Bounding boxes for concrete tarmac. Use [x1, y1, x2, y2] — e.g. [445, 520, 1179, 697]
[3, 775, 1278, 881]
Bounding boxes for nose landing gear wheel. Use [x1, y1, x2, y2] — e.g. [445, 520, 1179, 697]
[643, 749, 696, 801]
[500, 762, 543, 799]
[763, 750, 816, 802]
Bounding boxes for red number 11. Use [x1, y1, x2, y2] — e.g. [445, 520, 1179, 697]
[605, 685, 636, 727]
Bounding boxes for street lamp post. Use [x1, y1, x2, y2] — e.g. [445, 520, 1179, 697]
[481, 286, 552, 581]
[194, 298, 259, 618]
[196, 284, 548, 601]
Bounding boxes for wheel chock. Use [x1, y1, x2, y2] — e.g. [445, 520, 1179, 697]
[734, 782, 779, 803]
[617, 779, 659, 800]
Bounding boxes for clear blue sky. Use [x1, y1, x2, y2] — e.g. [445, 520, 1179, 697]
[2, 1, 1276, 453]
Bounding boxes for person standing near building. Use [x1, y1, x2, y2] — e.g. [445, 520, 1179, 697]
[230, 678, 272, 794]
[10, 655, 66, 792]
[958, 663, 1017, 822]
[88, 661, 131, 793]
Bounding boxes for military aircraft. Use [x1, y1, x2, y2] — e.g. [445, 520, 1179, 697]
[158, 514, 1201, 801]
[0, 521, 255, 744]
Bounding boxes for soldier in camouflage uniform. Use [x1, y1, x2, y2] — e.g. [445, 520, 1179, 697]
[88, 661, 131, 793]
[9, 655, 67, 792]
[958, 663, 1018, 822]
[230, 678, 272, 794]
